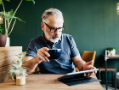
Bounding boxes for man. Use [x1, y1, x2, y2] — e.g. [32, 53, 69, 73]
[23, 8, 96, 75]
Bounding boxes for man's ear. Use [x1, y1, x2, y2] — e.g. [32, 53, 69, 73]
[41, 23, 45, 31]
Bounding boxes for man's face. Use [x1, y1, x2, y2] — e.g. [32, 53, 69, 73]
[42, 15, 63, 43]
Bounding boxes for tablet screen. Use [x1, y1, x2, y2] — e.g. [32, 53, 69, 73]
[67, 69, 98, 75]
[57, 69, 98, 80]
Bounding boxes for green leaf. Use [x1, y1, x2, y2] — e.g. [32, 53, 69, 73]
[0, 9, 15, 20]
[5, 0, 10, 2]
[0, 25, 4, 35]
[10, 53, 28, 76]
[22, 59, 26, 62]
[10, 68, 17, 73]
[12, 72, 16, 76]
[11, 65, 17, 69]
[107, 47, 116, 51]
[12, 61, 16, 64]
[19, 53, 22, 55]
[26, 0, 35, 4]
[17, 60, 20, 64]
[17, 17, 26, 23]
[0, 0, 2, 5]
[12, 63, 20, 67]
[0, 11, 4, 15]
[8, 9, 14, 15]
[0, 0, 10, 5]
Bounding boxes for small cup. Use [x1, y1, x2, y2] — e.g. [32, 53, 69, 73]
[16, 69, 26, 86]
[48, 49, 62, 59]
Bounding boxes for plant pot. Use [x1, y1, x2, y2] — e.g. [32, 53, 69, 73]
[108, 49, 116, 56]
[5, 37, 10, 47]
[0, 35, 7, 47]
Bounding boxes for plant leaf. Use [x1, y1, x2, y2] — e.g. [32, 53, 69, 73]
[22, 59, 26, 62]
[10, 68, 17, 73]
[0, 0, 10, 5]
[0, 9, 15, 20]
[11, 65, 17, 69]
[12, 72, 15, 76]
[5, 0, 10, 2]
[17, 17, 26, 23]
[17, 60, 20, 64]
[26, 0, 35, 4]
[0, 0, 2, 5]
[10, 53, 28, 76]
[12, 61, 16, 64]
[0, 25, 4, 35]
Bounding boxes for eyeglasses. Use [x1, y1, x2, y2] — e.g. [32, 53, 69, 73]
[44, 22, 64, 33]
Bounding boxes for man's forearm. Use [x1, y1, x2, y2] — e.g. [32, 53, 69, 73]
[72, 54, 86, 71]
[76, 60, 86, 71]
[22, 58, 38, 73]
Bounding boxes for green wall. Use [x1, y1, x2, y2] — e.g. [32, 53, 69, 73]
[2, 0, 119, 83]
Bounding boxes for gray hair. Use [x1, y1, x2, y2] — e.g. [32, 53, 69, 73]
[41, 8, 64, 23]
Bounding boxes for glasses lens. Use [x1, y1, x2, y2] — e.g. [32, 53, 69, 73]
[50, 29, 56, 33]
[44, 22, 64, 33]
[51, 28, 63, 33]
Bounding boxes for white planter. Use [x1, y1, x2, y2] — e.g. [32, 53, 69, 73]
[5, 37, 10, 47]
[108, 49, 116, 56]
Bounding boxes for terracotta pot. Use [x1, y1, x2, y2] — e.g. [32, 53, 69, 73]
[0, 35, 7, 47]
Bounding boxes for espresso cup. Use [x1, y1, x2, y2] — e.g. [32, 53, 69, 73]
[48, 49, 62, 59]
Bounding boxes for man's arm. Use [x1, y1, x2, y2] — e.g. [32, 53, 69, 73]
[72, 54, 96, 76]
[22, 47, 50, 73]
[22, 56, 38, 73]
[72, 54, 86, 71]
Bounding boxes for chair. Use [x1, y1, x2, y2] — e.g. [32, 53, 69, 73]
[75, 51, 96, 72]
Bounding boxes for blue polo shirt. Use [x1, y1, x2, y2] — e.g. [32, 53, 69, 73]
[26, 33, 79, 74]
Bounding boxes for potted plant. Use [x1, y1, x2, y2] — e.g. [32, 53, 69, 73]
[0, 0, 35, 46]
[0, 25, 7, 47]
[10, 53, 28, 85]
[107, 47, 116, 56]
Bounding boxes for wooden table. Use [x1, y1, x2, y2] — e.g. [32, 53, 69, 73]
[0, 74, 103, 90]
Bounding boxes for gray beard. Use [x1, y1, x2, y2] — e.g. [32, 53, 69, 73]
[44, 30, 61, 43]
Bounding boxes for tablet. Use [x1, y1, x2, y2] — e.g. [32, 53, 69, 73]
[67, 68, 98, 75]
[57, 69, 98, 80]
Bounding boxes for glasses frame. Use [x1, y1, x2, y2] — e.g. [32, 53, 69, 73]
[43, 22, 64, 33]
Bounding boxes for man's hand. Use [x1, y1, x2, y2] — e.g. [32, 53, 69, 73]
[34, 47, 50, 64]
[83, 60, 97, 76]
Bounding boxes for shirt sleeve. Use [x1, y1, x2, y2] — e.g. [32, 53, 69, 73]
[26, 41, 37, 58]
[68, 35, 79, 58]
